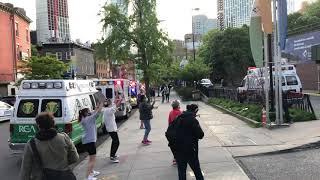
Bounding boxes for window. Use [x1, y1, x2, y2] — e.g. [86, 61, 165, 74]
[56, 52, 62, 60]
[26, 29, 29, 41]
[66, 52, 71, 60]
[286, 76, 298, 86]
[17, 99, 39, 117]
[41, 99, 62, 117]
[15, 22, 19, 36]
[106, 88, 113, 99]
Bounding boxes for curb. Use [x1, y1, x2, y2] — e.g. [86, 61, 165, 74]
[305, 92, 320, 97]
[209, 103, 262, 128]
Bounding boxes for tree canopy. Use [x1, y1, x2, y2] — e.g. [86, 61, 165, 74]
[100, 0, 172, 92]
[21, 56, 69, 80]
[199, 26, 254, 86]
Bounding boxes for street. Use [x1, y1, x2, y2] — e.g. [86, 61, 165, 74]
[237, 147, 320, 180]
[0, 121, 21, 180]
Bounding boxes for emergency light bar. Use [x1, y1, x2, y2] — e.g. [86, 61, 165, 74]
[22, 82, 63, 89]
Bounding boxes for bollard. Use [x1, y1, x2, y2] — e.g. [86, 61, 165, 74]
[262, 107, 267, 127]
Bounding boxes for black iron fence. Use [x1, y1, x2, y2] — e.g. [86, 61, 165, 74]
[199, 86, 315, 115]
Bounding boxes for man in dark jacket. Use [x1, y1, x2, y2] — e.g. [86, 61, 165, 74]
[139, 95, 156, 145]
[175, 104, 204, 180]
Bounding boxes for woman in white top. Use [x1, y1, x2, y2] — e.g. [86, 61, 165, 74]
[102, 99, 120, 163]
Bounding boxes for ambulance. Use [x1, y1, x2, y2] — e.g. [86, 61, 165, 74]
[237, 64, 303, 102]
[94, 79, 132, 119]
[8, 80, 104, 152]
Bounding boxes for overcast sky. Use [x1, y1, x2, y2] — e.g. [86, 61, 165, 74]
[2, 0, 307, 42]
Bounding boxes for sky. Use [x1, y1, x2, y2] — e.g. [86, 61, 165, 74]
[2, 0, 307, 42]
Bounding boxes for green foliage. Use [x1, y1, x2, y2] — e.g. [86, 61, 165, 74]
[288, 0, 320, 35]
[208, 98, 316, 123]
[23, 56, 69, 80]
[179, 59, 210, 84]
[199, 26, 255, 85]
[100, 0, 172, 93]
[31, 45, 39, 57]
[175, 86, 197, 101]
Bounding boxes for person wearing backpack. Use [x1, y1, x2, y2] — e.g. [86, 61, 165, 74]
[167, 99, 182, 165]
[20, 112, 79, 180]
[174, 104, 204, 180]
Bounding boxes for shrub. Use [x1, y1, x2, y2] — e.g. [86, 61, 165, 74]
[175, 86, 196, 101]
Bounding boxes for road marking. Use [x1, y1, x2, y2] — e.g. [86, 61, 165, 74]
[248, 139, 257, 145]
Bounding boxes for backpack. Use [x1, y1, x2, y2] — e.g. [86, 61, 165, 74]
[165, 115, 182, 146]
[30, 138, 76, 180]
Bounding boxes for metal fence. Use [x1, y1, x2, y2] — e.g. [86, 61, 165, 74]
[199, 87, 315, 115]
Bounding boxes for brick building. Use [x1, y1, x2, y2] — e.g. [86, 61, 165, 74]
[96, 60, 111, 79]
[0, 3, 32, 96]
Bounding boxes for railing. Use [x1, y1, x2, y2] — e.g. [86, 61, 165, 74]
[199, 86, 315, 115]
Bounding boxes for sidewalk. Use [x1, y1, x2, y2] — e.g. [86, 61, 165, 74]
[74, 92, 249, 180]
[74, 92, 320, 179]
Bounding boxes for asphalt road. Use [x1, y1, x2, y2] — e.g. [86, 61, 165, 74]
[309, 95, 320, 119]
[237, 148, 320, 180]
[0, 109, 135, 180]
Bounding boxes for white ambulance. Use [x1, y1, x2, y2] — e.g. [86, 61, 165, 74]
[94, 79, 132, 119]
[9, 80, 104, 152]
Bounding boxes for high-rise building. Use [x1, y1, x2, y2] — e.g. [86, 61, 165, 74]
[217, 0, 224, 30]
[192, 15, 218, 35]
[36, 0, 70, 44]
[223, 0, 254, 28]
[287, 0, 295, 14]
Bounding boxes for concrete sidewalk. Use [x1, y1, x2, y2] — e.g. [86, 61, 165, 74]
[74, 93, 249, 180]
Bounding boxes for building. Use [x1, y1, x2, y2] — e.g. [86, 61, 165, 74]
[287, 0, 295, 14]
[36, 0, 70, 44]
[217, 0, 224, 30]
[0, 3, 32, 96]
[223, 0, 254, 28]
[37, 43, 95, 78]
[30, 30, 37, 45]
[96, 60, 111, 79]
[172, 40, 186, 62]
[184, 34, 202, 60]
[192, 15, 218, 35]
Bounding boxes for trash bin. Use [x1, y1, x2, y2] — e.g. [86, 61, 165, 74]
[192, 90, 201, 100]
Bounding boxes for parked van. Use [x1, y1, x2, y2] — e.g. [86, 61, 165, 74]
[8, 80, 104, 152]
[94, 79, 132, 119]
[237, 65, 302, 102]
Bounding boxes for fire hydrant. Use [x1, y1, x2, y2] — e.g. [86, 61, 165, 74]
[262, 107, 267, 127]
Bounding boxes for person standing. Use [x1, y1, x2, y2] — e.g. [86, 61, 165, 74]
[102, 99, 120, 163]
[167, 100, 182, 165]
[165, 85, 170, 102]
[79, 104, 103, 180]
[20, 112, 79, 180]
[175, 104, 204, 180]
[139, 95, 156, 145]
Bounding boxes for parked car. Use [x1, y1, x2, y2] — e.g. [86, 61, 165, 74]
[0, 96, 16, 106]
[0, 101, 13, 122]
[200, 79, 214, 88]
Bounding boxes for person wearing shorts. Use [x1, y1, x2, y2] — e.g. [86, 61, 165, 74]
[79, 104, 103, 180]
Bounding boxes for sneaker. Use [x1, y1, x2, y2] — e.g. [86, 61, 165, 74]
[110, 156, 120, 163]
[146, 140, 152, 143]
[141, 140, 151, 145]
[87, 174, 97, 180]
[92, 170, 100, 177]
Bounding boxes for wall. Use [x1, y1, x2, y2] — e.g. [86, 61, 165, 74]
[0, 9, 14, 83]
[74, 48, 95, 77]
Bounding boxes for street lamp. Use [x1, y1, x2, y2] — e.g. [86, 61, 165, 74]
[192, 8, 200, 62]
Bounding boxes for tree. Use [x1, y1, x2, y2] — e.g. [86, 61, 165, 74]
[100, 0, 172, 96]
[199, 26, 255, 86]
[31, 45, 39, 57]
[22, 56, 69, 80]
[179, 59, 210, 85]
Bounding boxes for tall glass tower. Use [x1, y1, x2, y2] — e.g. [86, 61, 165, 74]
[223, 0, 254, 28]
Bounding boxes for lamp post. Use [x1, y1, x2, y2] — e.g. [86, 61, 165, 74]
[192, 8, 200, 62]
